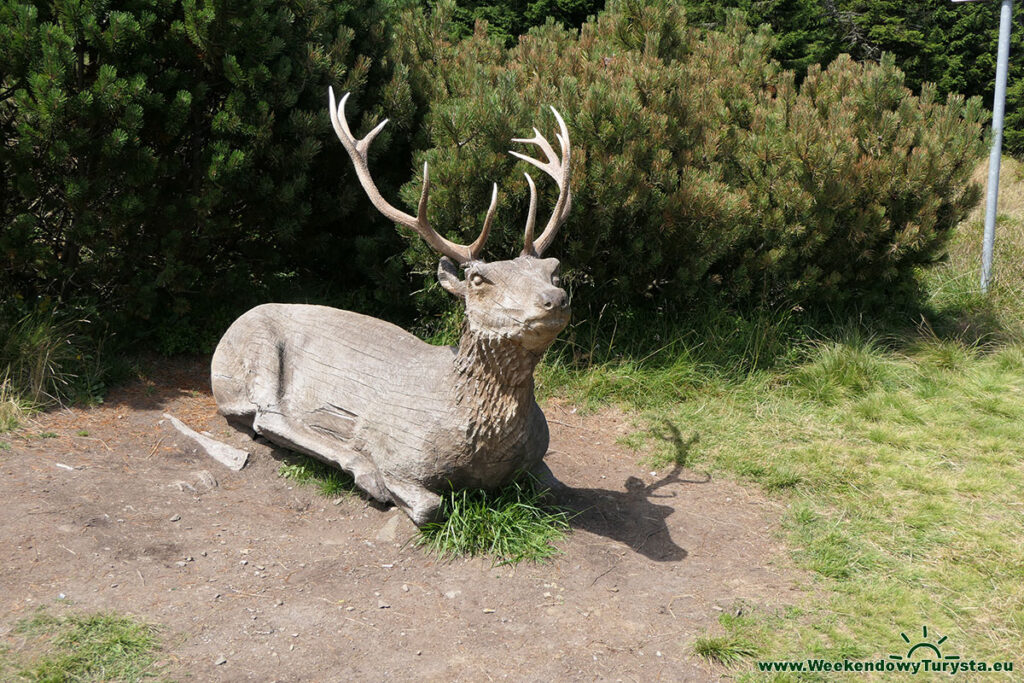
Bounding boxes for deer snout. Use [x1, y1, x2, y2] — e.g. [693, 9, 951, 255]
[538, 287, 569, 312]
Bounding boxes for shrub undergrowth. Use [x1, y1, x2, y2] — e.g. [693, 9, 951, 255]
[1, 0, 988, 416]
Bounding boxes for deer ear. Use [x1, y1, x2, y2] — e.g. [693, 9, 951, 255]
[437, 257, 467, 298]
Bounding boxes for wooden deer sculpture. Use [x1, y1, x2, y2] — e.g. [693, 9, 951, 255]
[211, 88, 572, 525]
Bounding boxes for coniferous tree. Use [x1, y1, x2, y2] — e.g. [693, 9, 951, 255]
[388, 1, 984, 322]
[0, 0, 414, 349]
[680, 0, 1024, 156]
[448, 0, 604, 45]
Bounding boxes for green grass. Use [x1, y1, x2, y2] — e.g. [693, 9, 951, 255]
[537, 302, 809, 410]
[415, 477, 572, 565]
[277, 454, 357, 497]
[921, 156, 1024, 344]
[279, 456, 571, 565]
[693, 634, 760, 666]
[0, 311, 106, 408]
[0, 310, 109, 432]
[595, 338, 1024, 674]
[0, 378, 31, 433]
[537, 159, 1024, 676]
[2, 609, 163, 682]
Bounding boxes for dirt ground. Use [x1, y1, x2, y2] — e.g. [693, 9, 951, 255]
[1, 357, 805, 681]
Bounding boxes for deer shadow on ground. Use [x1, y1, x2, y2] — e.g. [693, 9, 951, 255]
[555, 421, 710, 563]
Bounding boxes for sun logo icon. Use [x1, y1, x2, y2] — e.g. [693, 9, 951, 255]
[889, 625, 961, 661]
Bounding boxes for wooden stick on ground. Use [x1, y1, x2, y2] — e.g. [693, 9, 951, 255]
[162, 413, 248, 471]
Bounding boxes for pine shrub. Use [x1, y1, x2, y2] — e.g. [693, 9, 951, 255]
[387, 1, 984, 325]
[0, 0, 414, 350]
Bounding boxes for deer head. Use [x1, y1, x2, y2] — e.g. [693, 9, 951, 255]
[328, 88, 572, 353]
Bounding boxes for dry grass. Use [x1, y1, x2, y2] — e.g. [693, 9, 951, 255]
[925, 157, 1024, 342]
[965, 156, 1024, 221]
[0, 377, 30, 433]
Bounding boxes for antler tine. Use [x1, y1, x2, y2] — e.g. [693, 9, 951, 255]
[511, 127, 560, 171]
[511, 106, 572, 257]
[522, 173, 538, 250]
[328, 87, 491, 264]
[470, 184, 499, 259]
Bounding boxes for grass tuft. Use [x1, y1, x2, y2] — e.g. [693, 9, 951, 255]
[416, 477, 571, 565]
[4, 609, 162, 682]
[786, 333, 897, 405]
[277, 457, 571, 564]
[0, 311, 109, 430]
[0, 377, 31, 433]
[0, 311, 106, 406]
[277, 454, 356, 498]
[692, 634, 758, 666]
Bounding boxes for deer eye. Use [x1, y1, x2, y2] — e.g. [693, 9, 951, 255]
[552, 275, 561, 287]
[470, 273, 487, 287]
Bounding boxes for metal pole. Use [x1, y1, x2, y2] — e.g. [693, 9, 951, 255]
[981, 0, 1014, 292]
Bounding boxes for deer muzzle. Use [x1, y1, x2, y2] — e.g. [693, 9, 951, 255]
[526, 286, 570, 335]
[538, 287, 569, 312]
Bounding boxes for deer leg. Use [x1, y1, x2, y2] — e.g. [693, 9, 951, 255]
[251, 408, 391, 504]
[529, 460, 566, 492]
[256, 407, 440, 524]
[211, 370, 257, 432]
[383, 477, 443, 526]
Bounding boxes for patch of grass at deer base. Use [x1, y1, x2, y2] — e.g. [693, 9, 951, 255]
[537, 161, 1024, 675]
[278, 454, 570, 564]
[1, 608, 163, 682]
[415, 478, 571, 564]
[278, 454, 359, 498]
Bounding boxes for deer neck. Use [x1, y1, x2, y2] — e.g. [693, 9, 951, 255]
[452, 325, 541, 437]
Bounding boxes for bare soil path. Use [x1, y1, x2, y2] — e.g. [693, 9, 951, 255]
[1, 357, 805, 681]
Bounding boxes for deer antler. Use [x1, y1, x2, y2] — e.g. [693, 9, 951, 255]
[328, 88, 495, 264]
[511, 107, 572, 258]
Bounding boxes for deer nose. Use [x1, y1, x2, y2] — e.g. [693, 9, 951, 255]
[539, 288, 568, 312]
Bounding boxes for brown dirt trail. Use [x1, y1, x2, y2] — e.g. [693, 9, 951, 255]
[1, 357, 805, 681]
